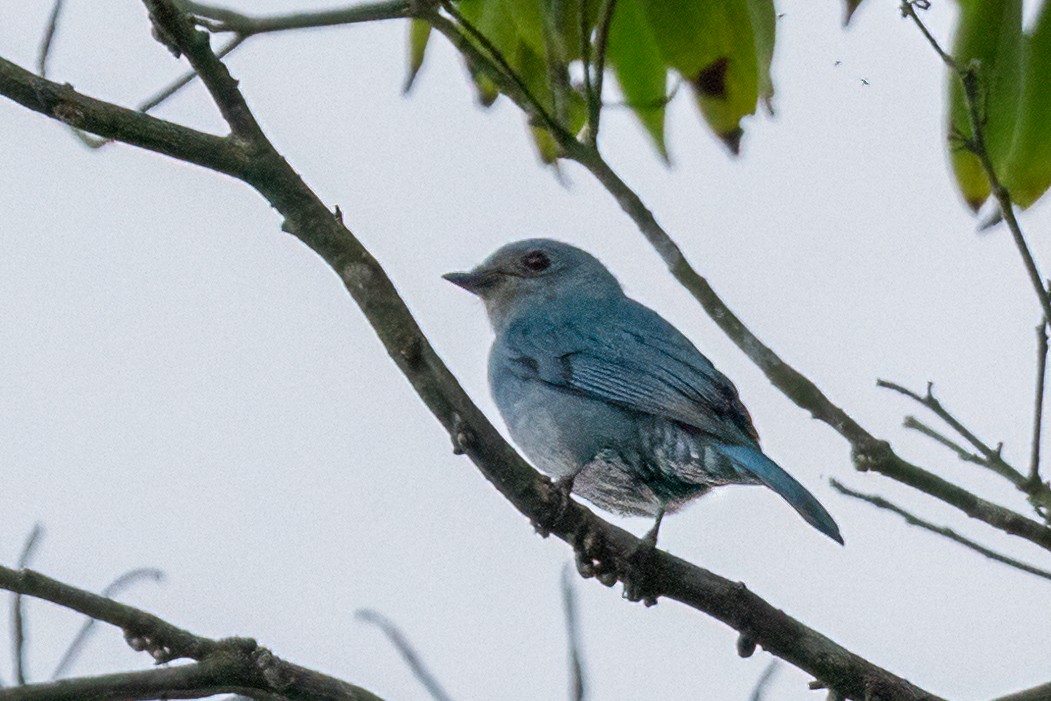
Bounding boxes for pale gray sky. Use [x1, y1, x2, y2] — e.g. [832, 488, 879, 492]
[3, 1, 1051, 699]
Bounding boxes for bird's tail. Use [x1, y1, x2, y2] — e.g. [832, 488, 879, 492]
[715, 444, 843, 545]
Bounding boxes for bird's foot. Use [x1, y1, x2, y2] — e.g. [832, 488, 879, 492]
[622, 549, 659, 606]
[568, 522, 619, 588]
[622, 526, 662, 606]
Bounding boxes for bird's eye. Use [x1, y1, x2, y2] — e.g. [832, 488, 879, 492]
[521, 250, 551, 272]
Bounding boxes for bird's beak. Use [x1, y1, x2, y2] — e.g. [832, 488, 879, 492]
[442, 269, 498, 296]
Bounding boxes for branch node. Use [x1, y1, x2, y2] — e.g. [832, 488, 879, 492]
[737, 633, 757, 658]
[450, 413, 471, 455]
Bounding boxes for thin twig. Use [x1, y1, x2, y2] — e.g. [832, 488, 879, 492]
[355, 610, 453, 701]
[52, 568, 165, 680]
[80, 34, 246, 151]
[587, 0, 616, 145]
[878, 380, 1026, 485]
[831, 480, 1051, 582]
[749, 660, 781, 701]
[901, 1, 1051, 326]
[561, 564, 585, 701]
[180, 0, 411, 34]
[0, 564, 383, 701]
[903, 416, 987, 466]
[36, 0, 66, 77]
[543, 0, 572, 126]
[1030, 322, 1048, 487]
[578, 0, 593, 129]
[144, 0, 265, 139]
[12, 525, 44, 686]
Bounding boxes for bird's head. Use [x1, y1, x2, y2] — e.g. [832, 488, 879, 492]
[443, 239, 623, 329]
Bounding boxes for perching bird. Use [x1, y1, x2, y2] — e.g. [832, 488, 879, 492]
[444, 239, 842, 546]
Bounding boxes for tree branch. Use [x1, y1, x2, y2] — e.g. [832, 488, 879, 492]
[12, 526, 44, 686]
[749, 660, 781, 701]
[991, 681, 1051, 701]
[355, 610, 453, 701]
[180, 0, 412, 35]
[878, 380, 1026, 485]
[880, 379, 1051, 517]
[0, 55, 248, 174]
[831, 481, 1051, 582]
[144, 0, 264, 139]
[0, 10, 945, 697]
[52, 567, 165, 680]
[36, 0, 66, 77]
[0, 565, 382, 701]
[586, 0, 616, 145]
[1030, 322, 1048, 488]
[561, 565, 586, 701]
[902, 415, 987, 467]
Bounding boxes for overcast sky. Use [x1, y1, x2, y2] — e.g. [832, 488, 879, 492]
[3, 1, 1051, 699]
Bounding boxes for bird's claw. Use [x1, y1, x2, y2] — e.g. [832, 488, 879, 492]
[572, 524, 618, 586]
[534, 475, 576, 537]
[552, 475, 575, 517]
[621, 539, 660, 606]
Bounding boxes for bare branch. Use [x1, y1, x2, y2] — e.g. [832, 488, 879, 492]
[578, 0, 593, 131]
[0, 565, 382, 701]
[991, 680, 1051, 701]
[0, 661, 273, 701]
[903, 415, 987, 466]
[881, 379, 1051, 517]
[36, 0, 66, 77]
[561, 565, 586, 701]
[749, 660, 781, 701]
[74, 34, 247, 151]
[143, 0, 265, 139]
[831, 480, 1051, 582]
[878, 380, 1026, 485]
[356, 610, 453, 701]
[586, 0, 617, 145]
[181, 0, 412, 35]
[0, 55, 248, 174]
[1030, 322, 1048, 488]
[12, 526, 44, 686]
[52, 568, 165, 680]
[0, 566, 213, 663]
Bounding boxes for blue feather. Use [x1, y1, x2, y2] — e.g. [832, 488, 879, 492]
[715, 444, 843, 544]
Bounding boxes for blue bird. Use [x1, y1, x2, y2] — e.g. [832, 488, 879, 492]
[444, 239, 842, 546]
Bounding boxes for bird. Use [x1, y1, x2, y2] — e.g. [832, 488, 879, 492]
[443, 239, 842, 546]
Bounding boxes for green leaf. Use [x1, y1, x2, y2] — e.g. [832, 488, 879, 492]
[609, 0, 668, 156]
[947, 0, 1024, 211]
[404, 19, 432, 93]
[507, 0, 548, 58]
[746, 0, 776, 108]
[638, 0, 760, 153]
[1003, 0, 1051, 208]
[843, 0, 864, 26]
[531, 124, 562, 163]
[457, 0, 519, 107]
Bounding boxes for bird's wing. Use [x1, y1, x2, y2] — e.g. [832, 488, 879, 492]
[506, 301, 759, 444]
